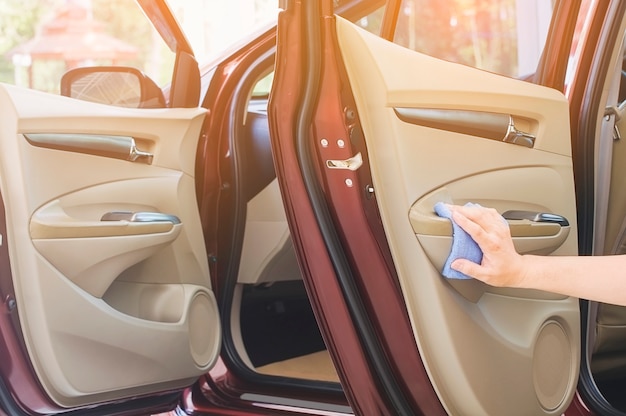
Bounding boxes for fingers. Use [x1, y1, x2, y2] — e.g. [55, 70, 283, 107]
[445, 203, 524, 288]
[450, 208, 490, 246]
[450, 205, 510, 242]
[451, 204, 501, 227]
[451, 258, 481, 279]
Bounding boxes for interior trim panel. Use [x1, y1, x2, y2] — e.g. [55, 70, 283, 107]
[336, 17, 580, 415]
[0, 83, 221, 407]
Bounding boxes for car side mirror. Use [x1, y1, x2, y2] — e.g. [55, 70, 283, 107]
[61, 66, 166, 108]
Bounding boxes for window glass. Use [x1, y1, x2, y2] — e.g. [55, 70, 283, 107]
[1, 0, 283, 98]
[393, 0, 553, 79]
[168, 0, 280, 66]
[357, 6, 385, 35]
[252, 72, 274, 98]
[0, 0, 175, 93]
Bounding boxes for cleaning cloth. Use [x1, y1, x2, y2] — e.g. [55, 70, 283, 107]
[433, 202, 482, 279]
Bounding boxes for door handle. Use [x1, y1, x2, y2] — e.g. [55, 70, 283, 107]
[101, 211, 181, 224]
[410, 207, 568, 238]
[24, 133, 154, 164]
[393, 108, 536, 148]
[502, 210, 569, 226]
[30, 206, 181, 240]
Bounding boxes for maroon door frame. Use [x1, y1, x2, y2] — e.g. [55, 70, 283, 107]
[268, 0, 445, 414]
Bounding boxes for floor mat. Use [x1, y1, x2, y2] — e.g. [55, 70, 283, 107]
[256, 350, 339, 382]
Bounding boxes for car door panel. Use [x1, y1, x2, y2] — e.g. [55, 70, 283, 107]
[335, 18, 579, 415]
[0, 84, 220, 407]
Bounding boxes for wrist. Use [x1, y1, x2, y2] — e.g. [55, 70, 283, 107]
[515, 254, 535, 289]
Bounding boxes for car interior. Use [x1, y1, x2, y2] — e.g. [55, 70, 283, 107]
[185, 5, 626, 413]
[7, 1, 626, 414]
[223, 73, 340, 384]
[0, 3, 388, 412]
[221, 6, 626, 415]
[198, 8, 385, 393]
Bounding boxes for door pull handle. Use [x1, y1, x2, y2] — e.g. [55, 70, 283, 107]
[128, 141, 153, 163]
[502, 210, 569, 226]
[101, 211, 181, 224]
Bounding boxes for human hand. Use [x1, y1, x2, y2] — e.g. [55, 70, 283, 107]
[448, 204, 527, 288]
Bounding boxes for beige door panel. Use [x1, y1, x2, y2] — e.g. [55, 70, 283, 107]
[33, 225, 181, 297]
[0, 84, 220, 407]
[337, 18, 579, 415]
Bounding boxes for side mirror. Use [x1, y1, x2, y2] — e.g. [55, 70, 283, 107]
[61, 66, 166, 108]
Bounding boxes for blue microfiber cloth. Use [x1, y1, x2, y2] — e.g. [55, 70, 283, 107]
[433, 202, 483, 279]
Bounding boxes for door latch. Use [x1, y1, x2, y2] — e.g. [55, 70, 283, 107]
[605, 106, 622, 140]
[326, 152, 363, 171]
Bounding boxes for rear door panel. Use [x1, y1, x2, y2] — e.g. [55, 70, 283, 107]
[336, 18, 579, 415]
[0, 84, 220, 407]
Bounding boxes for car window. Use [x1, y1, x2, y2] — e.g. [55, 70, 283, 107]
[357, 5, 385, 36]
[252, 71, 274, 98]
[0, 0, 281, 96]
[168, 0, 280, 66]
[393, 0, 553, 79]
[0, 0, 175, 93]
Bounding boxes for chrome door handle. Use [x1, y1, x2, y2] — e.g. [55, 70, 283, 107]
[101, 211, 181, 224]
[128, 140, 153, 163]
[503, 116, 536, 148]
[502, 210, 569, 226]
